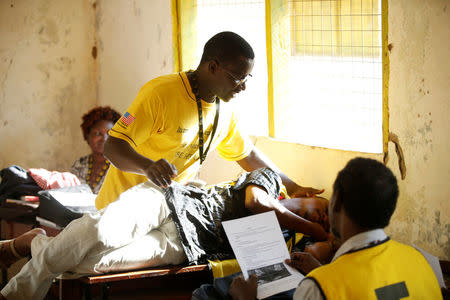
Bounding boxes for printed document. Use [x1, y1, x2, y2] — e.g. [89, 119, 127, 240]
[222, 211, 304, 299]
[413, 243, 446, 288]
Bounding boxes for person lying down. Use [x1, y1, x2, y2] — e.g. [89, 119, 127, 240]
[0, 167, 331, 300]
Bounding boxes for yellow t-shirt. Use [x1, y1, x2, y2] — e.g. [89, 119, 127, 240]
[307, 239, 442, 300]
[95, 72, 253, 209]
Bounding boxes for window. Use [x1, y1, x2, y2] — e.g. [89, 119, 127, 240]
[282, 0, 383, 153]
[195, 0, 268, 136]
[174, 0, 387, 153]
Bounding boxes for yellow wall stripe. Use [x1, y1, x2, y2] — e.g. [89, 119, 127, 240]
[382, 0, 389, 154]
[171, 0, 182, 73]
[266, 0, 275, 138]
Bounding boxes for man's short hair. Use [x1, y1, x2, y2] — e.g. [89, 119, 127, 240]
[333, 157, 399, 229]
[200, 31, 254, 64]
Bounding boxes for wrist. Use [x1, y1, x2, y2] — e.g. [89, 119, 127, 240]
[285, 182, 301, 197]
[140, 159, 154, 175]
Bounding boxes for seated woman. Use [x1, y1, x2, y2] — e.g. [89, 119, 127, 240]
[70, 106, 121, 193]
[0, 168, 330, 300]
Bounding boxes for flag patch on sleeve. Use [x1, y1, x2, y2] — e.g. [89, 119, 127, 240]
[119, 112, 136, 127]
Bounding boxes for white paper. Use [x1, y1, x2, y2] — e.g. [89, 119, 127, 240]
[413, 243, 446, 288]
[36, 216, 63, 230]
[48, 191, 97, 207]
[222, 211, 304, 299]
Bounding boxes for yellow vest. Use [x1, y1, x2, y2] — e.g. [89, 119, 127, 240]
[308, 239, 442, 300]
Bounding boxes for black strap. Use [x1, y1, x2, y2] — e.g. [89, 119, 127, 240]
[196, 96, 220, 164]
[342, 237, 390, 256]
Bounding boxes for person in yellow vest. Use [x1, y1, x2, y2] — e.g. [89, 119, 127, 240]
[229, 157, 443, 300]
[97, 32, 325, 240]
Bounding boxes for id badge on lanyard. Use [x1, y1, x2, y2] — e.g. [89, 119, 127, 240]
[196, 96, 220, 179]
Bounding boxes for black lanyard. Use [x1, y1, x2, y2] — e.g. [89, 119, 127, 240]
[196, 96, 220, 164]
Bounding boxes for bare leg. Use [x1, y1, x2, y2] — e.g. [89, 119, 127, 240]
[0, 228, 46, 268]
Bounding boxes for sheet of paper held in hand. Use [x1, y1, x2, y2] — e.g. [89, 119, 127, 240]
[413, 243, 446, 288]
[222, 211, 304, 299]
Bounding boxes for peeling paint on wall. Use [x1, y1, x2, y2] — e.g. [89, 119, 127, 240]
[96, 0, 173, 112]
[0, 0, 97, 171]
[38, 18, 59, 45]
[92, 46, 97, 59]
[387, 188, 450, 258]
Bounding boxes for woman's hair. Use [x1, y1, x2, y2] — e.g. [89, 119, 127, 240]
[81, 106, 121, 141]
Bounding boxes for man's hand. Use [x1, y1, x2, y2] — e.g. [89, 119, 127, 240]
[286, 252, 322, 275]
[143, 159, 178, 188]
[229, 274, 258, 300]
[104, 136, 177, 187]
[290, 185, 324, 198]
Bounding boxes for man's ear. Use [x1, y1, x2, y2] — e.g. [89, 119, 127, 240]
[208, 59, 219, 74]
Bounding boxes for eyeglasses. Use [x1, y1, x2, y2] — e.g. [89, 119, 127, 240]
[223, 68, 252, 86]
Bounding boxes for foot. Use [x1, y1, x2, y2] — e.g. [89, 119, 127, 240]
[0, 228, 46, 268]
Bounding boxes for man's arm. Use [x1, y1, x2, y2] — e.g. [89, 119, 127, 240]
[228, 276, 324, 300]
[287, 252, 325, 300]
[245, 185, 328, 241]
[103, 136, 177, 187]
[237, 147, 324, 198]
[293, 279, 325, 300]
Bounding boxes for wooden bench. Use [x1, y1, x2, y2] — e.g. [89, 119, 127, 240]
[55, 264, 212, 300]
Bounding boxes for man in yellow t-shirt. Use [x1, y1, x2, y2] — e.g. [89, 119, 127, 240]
[228, 158, 443, 300]
[97, 70, 253, 209]
[98, 31, 326, 237]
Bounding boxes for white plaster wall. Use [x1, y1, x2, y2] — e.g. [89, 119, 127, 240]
[0, 0, 173, 170]
[0, 0, 97, 171]
[200, 0, 450, 259]
[386, 0, 450, 259]
[96, 0, 173, 113]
